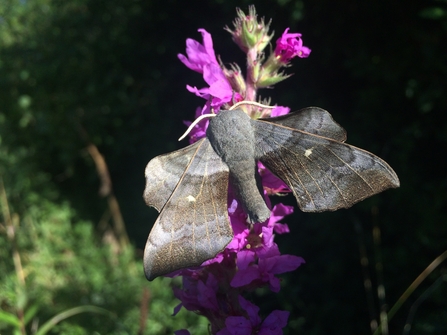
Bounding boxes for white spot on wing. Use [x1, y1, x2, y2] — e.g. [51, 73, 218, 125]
[304, 149, 313, 157]
[186, 195, 196, 202]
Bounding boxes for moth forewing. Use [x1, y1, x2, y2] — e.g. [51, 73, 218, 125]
[143, 139, 233, 280]
[143, 139, 204, 212]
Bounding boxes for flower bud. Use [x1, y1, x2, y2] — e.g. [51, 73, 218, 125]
[225, 5, 273, 54]
[222, 63, 246, 94]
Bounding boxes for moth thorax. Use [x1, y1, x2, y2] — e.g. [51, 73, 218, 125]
[206, 109, 256, 166]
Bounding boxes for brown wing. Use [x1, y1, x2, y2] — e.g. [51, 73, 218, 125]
[143, 139, 233, 280]
[253, 109, 400, 212]
[144, 140, 203, 211]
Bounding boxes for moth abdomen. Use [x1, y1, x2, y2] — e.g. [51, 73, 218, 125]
[207, 109, 270, 223]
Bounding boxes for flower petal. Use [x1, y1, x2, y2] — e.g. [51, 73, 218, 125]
[275, 28, 311, 62]
[178, 29, 218, 73]
[231, 266, 259, 287]
[258, 310, 290, 335]
[225, 316, 252, 335]
[238, 296, 261, 326]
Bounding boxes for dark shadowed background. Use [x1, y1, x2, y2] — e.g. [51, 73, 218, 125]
[1, 0, 446, 334]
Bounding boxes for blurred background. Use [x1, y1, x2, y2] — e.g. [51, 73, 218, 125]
[1, 0, 446, 334]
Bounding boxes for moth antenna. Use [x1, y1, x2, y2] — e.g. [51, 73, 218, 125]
[229, 100, 276, 111]
[178, 113, 216, 141]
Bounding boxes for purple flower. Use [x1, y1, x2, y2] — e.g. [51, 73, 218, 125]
[231, 248, 304, 292]
[183, 107, 210, 143]
[230, 222, 305, 292]
[258, 254, 305, 292]
[270, 106, 290, 117]
[268, 203, 294, 234]
[239, 295, 262, 326]
[172, 271, 203, 313]
[216, 296, 290, 335]
[179, 29, 241, 109]
[202, 199, 251, 267]
[258, 162, 290, 195]
[197, 274, 220, 312]
[178, 29, 218, 73]
[257, 310, 290, 335]
[186, 63, 241, 109]
[275, 28, 311, 63]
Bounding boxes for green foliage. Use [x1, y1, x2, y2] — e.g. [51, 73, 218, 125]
[0, 0, 207, 324]
[0, 185, 207, 334]
[0, 97, 207, 333]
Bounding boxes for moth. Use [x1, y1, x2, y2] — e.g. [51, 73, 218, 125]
[143, 106, 399, 280]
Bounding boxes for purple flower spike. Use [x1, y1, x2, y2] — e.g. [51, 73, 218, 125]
[173, 10, 311, 334]
[275, 28, 311, 63]
[178, 29, 218, 73]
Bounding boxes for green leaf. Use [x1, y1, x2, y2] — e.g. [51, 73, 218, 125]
[35, 305, 113, 335]
[24, 304, 39, 325]
[0, 310, 20, 327]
